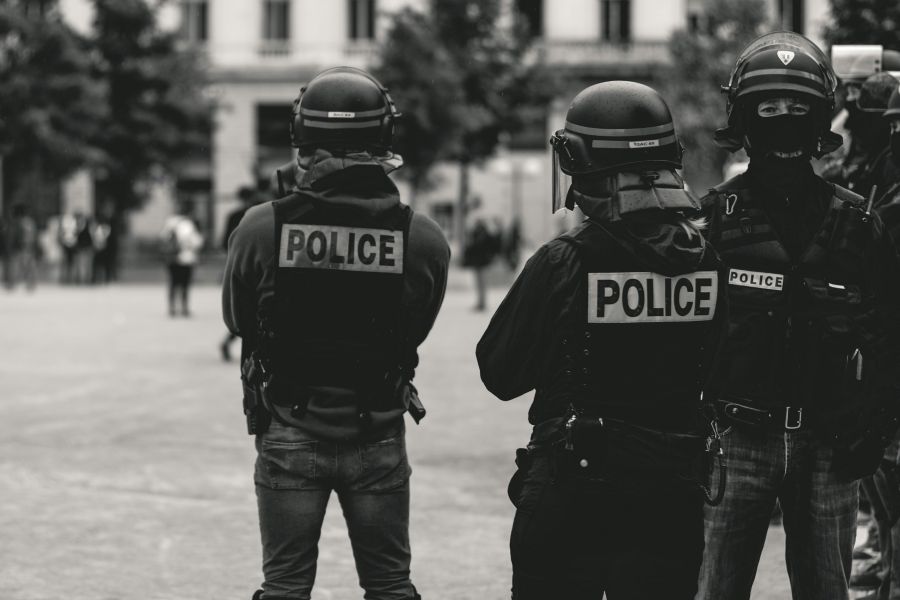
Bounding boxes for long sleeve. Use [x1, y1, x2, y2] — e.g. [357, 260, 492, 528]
[222, 203, 276, 338]
[476, 241, 578, 401]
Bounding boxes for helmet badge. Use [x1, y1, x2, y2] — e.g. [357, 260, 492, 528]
[777, 50, 795, 65]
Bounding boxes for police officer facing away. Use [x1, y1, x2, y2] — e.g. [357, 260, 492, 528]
[477, 81, 728, 599]
[697, 33, 900, 600]
[222, 67, 450, 600]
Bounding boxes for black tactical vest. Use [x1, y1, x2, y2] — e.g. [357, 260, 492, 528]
[265, 193, 412, 402]
[706, 175, 874, 417]
[534, 220, 723, 432]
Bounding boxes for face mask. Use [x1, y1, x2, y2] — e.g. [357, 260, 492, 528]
[891, 131, 900, 167]
[747, 114, 817, 157]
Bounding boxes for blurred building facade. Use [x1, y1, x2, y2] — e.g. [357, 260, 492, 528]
[53, 0, 831, 252]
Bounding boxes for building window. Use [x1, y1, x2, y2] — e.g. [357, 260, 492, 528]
[601, 0, 630, 43]
[262, 0, 291, 41]
[515, 0, 543, 38]
[348, 0, 376, 40]
[181, 0, 208, 43]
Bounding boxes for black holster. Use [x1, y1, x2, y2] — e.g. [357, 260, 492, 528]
[241, 354, 271, 435]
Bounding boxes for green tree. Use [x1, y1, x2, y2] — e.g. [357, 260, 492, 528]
[662, 0, 770, 190]
[0, 3, 107, 215]
[373, 8, 464, 208]
[90, 0, 213, 214]
[825, 0, 900, 48]
[376, 0, 553, 241]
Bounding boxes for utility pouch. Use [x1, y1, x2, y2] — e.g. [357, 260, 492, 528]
[508, 447, 532, 506]
[560, 416, 607, 476]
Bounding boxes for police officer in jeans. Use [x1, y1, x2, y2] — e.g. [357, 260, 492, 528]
[697, 32, 900, 600]
[223, 67, 450, 600]
[477, 81, 729, 599]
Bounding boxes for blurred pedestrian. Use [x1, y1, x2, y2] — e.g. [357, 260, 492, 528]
[462, 201, 502, 311]
[73, 211, 94, 284]
[224, 66, 448, 600]
[219, 186, 260, 361]
[477, 81, 727, 600]
[5, 203, 39, 291]
[160, 200, 204, 317]
[697, 32, 900, 600]
[91, 217, 112, 285]
[57, 211, 79, 284]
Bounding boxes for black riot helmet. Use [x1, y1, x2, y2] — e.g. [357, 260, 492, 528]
[290, 66, 401, 153]
[550, 81, 696, 214]
[716, 32, 841, 157]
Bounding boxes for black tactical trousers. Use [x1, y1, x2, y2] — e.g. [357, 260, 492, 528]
[509, 441, 704, 599]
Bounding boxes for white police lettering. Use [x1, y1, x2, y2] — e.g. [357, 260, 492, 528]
[278, 224, 403, 273]
[728, 268, 784, 291]
[587, 271, 718, 323]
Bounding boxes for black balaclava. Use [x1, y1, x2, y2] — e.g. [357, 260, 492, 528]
[846, 104, 891, 156]
[891, 129, 900, 167]
[743, 95, 820, 189]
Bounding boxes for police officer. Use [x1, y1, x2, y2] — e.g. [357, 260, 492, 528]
[860, 82, 900, 600]
[477, 81, 728, 600]
[697, 32, 900, 600]
[837, 72, 900, 198]
[223, 66, 450, 600]
[821, 46, 900, 195]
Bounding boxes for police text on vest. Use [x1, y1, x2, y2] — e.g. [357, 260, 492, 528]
[587, 272, 718, 323]
[279, 224, 403, 274]
[728, 268, 783, 291]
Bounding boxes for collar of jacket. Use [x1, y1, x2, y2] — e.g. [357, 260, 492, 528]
[292, 149, 405, 215]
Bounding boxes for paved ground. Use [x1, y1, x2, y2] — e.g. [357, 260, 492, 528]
[0, 275, 807, 599]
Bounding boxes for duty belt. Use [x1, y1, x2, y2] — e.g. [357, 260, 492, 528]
[718, 399, 805, 431]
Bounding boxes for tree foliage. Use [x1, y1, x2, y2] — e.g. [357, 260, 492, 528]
[91, 0, 213, 212]
[662, 0, 770, 190]
[0, 4, 107, 207]
[373, 8, 464, 201]
[375, 0, 553, 212]
[825, 0, 900, 48]
[0, 0, 212, 216]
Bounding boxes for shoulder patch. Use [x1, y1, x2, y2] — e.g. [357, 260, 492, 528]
[587, 271, 718, 323]
[278, 224, 403, 273]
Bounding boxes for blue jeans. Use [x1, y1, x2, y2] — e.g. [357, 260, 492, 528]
[697, 426, 859, 600]
[254, 420, 417, 600]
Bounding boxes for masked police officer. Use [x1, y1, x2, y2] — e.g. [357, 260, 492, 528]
[223, 67, 450, 600]
[477, 81, 728, 600]
[697, 32, 900, 600]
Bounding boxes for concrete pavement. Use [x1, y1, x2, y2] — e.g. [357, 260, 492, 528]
[0, 280, 799, 599]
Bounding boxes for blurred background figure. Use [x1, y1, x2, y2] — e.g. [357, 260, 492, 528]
[461, 198, 502, 312]
[218, 186, 261, 361]
[57, 211, 79, 284]
[72, 211, 94, 285]
[159, 200, 204, 317]
[90, 217, 112, 285]
[5, 203, 39, 292]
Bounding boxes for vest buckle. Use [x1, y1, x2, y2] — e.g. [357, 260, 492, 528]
[785, 406, 803, 430]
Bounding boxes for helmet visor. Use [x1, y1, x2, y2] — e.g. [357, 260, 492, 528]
[831, 45, 883, 81]
[551, 136, 572, 214]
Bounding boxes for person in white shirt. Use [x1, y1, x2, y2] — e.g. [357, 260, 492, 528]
[159, 201, 204, 316]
